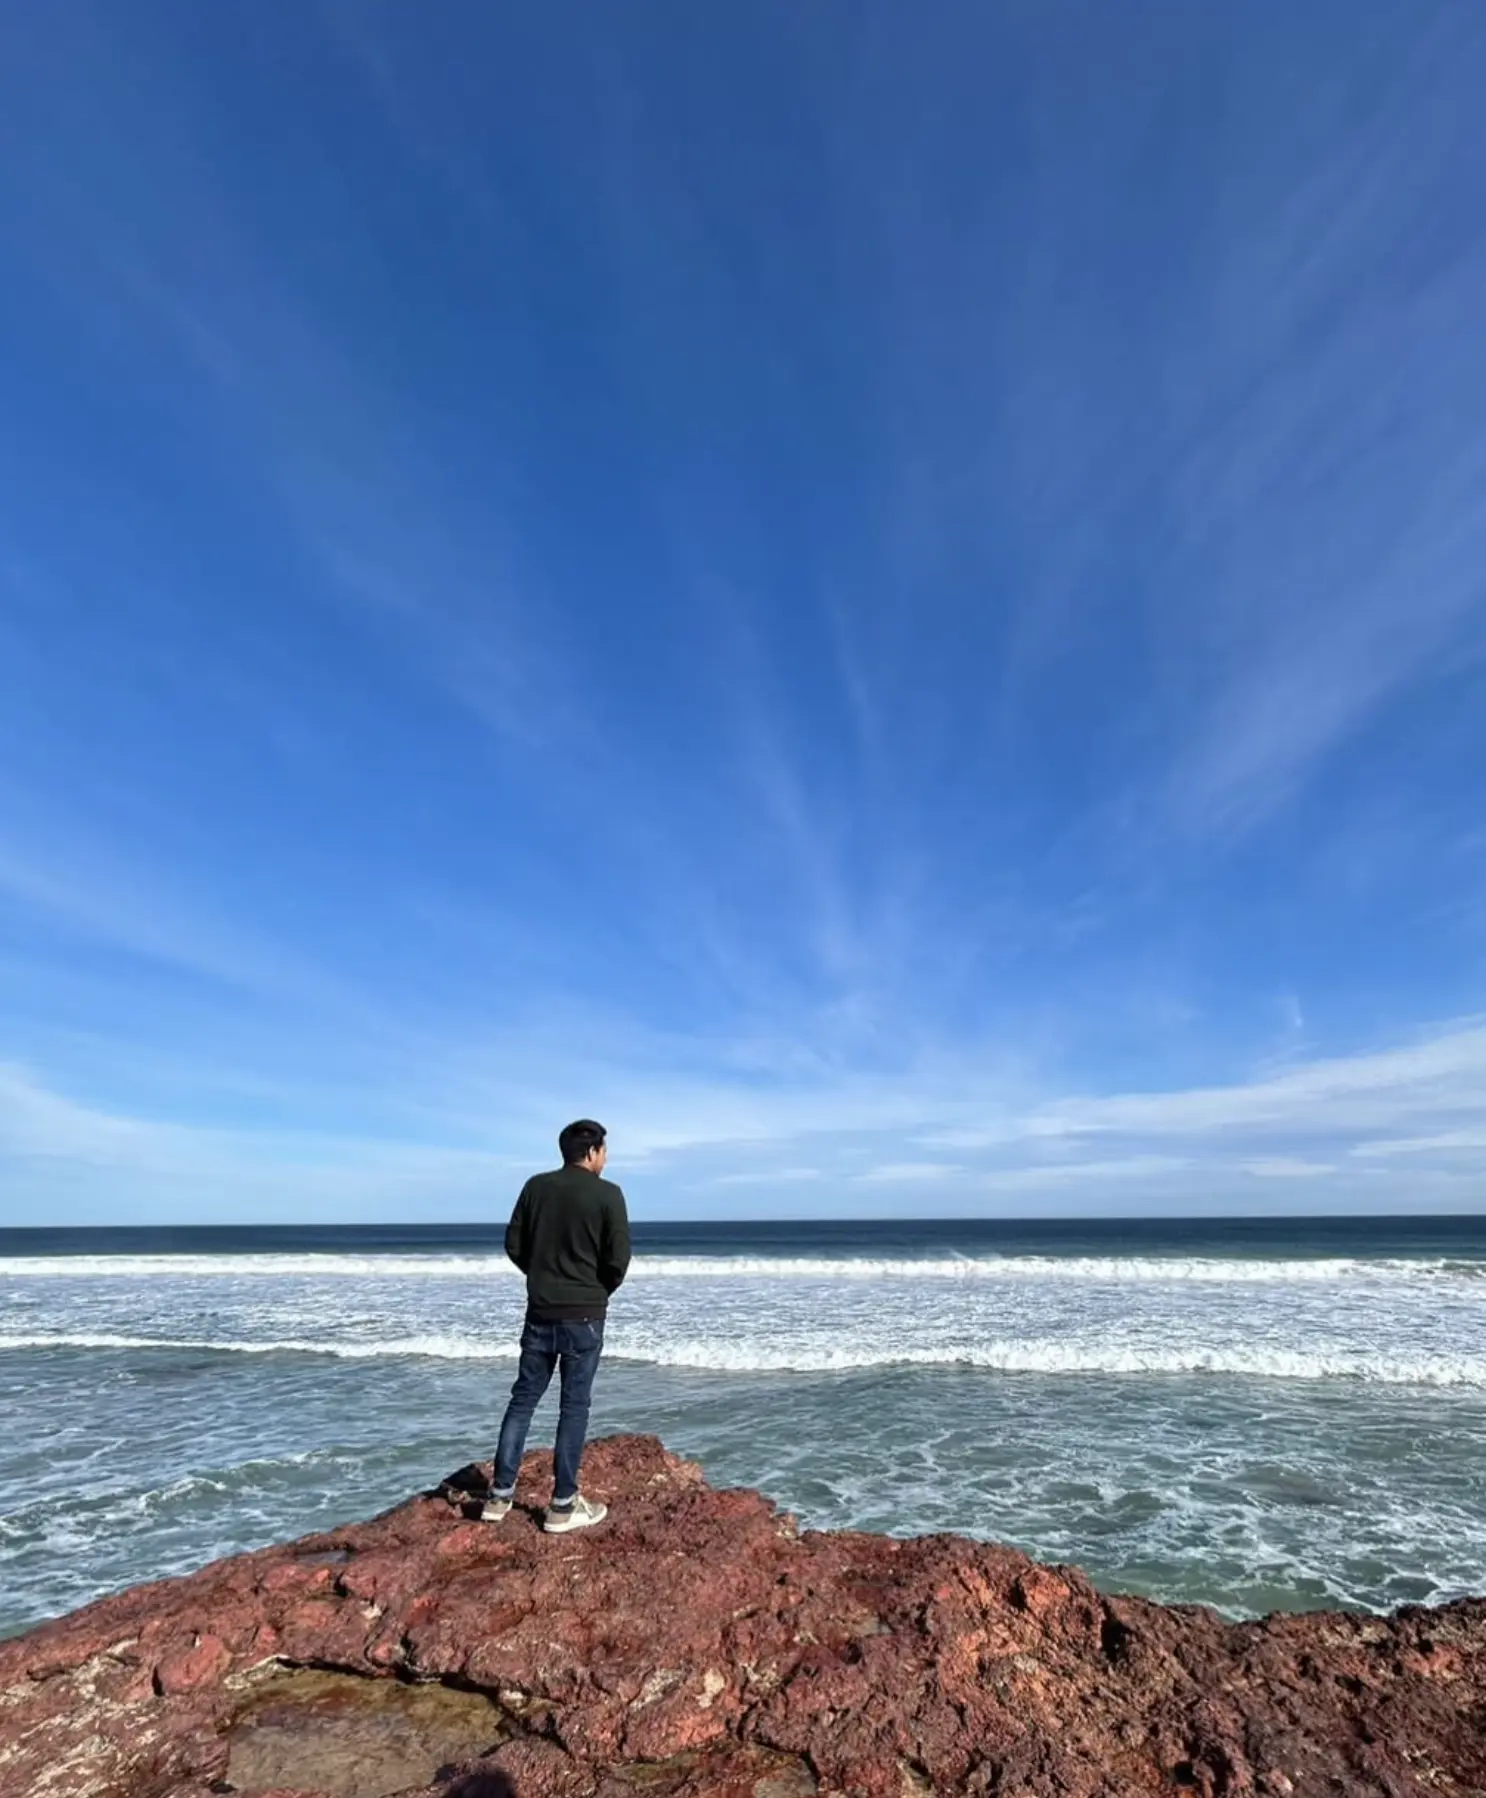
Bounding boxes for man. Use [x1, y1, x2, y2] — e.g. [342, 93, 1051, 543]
[483, 1118, 631, 1532]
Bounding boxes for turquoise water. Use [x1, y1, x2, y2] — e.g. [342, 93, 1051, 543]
[2, 1217, 1484, 1636]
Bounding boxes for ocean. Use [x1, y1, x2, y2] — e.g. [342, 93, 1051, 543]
[2, 1215, 1484, 1640]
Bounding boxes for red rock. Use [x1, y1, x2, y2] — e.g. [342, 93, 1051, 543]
[154, 1631, 233, 1694]
[0, 1434, 1482, 1797]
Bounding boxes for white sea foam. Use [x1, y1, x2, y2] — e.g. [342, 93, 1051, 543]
[0, 1251, 1476, 1283]
[0, 1254, 525, 1280]
[0, 1331, 501, 1359]
[3, 1330, 1483, 1385]
[615, 1337, 1486, 1384]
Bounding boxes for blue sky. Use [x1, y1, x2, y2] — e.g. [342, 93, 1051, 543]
[2, 1, 1484, 1223]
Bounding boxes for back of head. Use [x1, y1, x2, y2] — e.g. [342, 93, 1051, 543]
[558, 1118, 607, 1166]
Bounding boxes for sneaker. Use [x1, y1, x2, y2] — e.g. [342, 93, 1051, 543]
[479, 1496, 513, 1523]
[543, 1494, 607, 1534]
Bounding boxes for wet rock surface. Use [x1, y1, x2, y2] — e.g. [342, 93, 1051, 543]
[226, 1668, 508, 1798]
[0, 1434, 1482, 1797]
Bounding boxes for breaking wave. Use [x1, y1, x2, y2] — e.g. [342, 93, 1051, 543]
[0, 1252, 1478, 1284]
[3, 1330, 1483, 1385]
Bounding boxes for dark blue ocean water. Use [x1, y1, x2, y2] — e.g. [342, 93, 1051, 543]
[2, 1214, 1484, 1638]
[6, 1214, 1484, 1260]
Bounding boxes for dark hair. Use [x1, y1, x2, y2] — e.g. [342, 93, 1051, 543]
[559, 1119, 607, 1165]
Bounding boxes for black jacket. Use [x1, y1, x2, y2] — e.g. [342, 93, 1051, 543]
[504, 1165, 632, 1319]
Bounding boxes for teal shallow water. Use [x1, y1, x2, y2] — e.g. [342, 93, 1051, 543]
[2, 1218, 1484, 1636]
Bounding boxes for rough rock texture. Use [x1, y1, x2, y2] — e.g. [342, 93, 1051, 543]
[2, 1435, 1483, 1798]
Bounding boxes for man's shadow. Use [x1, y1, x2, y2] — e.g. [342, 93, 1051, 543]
[438, 1774, 517, 1798]
[431, 1463, 495, 1517]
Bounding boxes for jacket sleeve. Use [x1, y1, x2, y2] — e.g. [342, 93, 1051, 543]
[505, 1183, 532, 1273]
[600, 1184, 632, 1294]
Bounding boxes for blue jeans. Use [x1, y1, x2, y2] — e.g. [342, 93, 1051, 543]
[493, 1317, 604, 1503]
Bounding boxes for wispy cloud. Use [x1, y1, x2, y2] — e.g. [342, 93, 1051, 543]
[923, 1021, 1486, 1152]
[4, 1013, 1484, 1220]
[0, 805, 329, 1004]
[1, 19, 561, 757]
[1153, 18, 1486, 835]
[1353, 1131, 1486, 1160]
[0, 1061, 524, 1223]
[855, 1162, 962, 1184]
[1, 5, 1483, 1224]
[1242, 1159, 1335, 1180]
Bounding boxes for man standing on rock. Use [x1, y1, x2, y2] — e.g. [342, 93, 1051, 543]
[483, 1119, 631, 1533]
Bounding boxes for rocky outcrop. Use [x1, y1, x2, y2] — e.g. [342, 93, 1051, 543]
[1, 1435, 1483, 1798]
